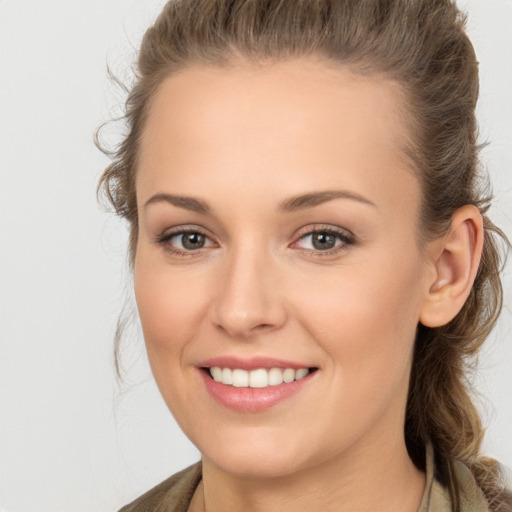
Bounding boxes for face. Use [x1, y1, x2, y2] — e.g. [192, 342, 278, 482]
[134, 58, 434, 478]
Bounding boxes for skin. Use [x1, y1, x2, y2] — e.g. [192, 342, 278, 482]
[133, 57, 483, 512]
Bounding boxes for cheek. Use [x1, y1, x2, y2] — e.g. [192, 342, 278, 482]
[292, 254, 425, 406]
[133, 256, 210, 366]
[133, 257, 217, 426]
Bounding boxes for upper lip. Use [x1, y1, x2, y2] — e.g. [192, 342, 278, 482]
[197, 356, 316, 371]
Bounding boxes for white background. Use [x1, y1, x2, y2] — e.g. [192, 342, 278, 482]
[0, 1, 511, 511]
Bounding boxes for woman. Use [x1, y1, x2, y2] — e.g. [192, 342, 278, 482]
[97, 0, 512, 510]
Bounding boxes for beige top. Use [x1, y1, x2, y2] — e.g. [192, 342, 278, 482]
[417, 443, 489, 512]
[118, 445, 490, 512]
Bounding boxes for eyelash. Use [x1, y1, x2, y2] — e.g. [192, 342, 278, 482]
[155, 227, 214, 257]
[155, 225, 356, 258]
[292, 225, 356, 256]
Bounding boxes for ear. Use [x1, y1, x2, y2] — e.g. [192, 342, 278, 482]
[419, 205, 484, 328]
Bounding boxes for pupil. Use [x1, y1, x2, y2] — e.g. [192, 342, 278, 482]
[313, 232, 335, 250]
[182, 233, 205, 250]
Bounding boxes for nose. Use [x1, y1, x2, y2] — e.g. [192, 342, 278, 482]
[209, 245, 287, 339]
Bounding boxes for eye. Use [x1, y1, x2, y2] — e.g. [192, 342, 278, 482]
[293, 227, 355, 253]
[156, 228, 215, 253]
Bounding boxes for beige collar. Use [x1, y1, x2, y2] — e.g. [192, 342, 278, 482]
[417, 443, 489, 512]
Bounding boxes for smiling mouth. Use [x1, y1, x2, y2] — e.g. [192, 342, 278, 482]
[204, 367, 317, 388]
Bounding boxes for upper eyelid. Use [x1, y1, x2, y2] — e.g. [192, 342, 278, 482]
[157, 225, 213, 240]
[293, 224, 355, 241]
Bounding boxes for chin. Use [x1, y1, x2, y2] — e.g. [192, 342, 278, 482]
[207, 450, 307, 479]
[196, 427, 319, 479]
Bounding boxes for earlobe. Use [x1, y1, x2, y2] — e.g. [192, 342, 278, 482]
[419, 205, 484, 328]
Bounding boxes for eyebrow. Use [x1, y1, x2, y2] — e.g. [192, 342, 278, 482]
[278, 190, 377, 213]
[143, 190, 377, 214]
[144, 193, 210, 214]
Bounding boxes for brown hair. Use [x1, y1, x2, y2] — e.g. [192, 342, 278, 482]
[97, 0, 511, 509]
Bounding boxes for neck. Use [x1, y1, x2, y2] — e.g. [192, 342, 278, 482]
[194, 434, 425, 512]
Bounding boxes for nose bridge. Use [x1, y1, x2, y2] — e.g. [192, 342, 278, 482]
[210, 239, 286, 338]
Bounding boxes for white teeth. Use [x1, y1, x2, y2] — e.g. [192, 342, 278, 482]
[211, 367, 222, 382]
[209, 367, 311, 388]
[232, 369, 249, 387]
[295, 368, 309, 380]
[283, 368, 295, 383]
[249, 369, 268, 388]
[221, 367, 233, 385]
[268, 367, 284, 386]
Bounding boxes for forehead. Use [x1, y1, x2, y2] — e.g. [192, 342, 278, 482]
[137, 57, 419, 213]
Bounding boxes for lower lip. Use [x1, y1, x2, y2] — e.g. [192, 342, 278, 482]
[198, 369, 314, 412]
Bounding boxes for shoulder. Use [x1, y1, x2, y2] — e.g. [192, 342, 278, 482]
[117, 462, 202, 512]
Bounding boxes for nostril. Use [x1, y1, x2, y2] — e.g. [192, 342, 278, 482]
[254, 323, 273, 331]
